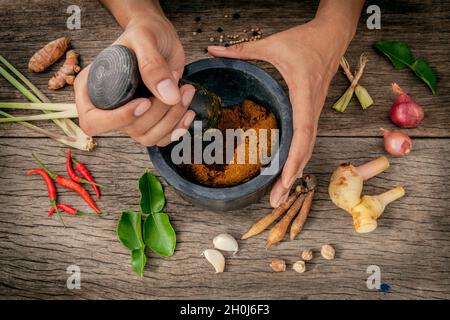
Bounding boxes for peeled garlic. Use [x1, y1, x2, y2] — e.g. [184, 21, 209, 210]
[213, 233, 239, 254]
[203, 249, 225, 273]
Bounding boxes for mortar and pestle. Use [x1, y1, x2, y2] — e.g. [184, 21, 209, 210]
[88, 45, 293, 211]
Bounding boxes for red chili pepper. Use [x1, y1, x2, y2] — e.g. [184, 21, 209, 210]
[66, 149, 81, 183]
[27, 168, 65, 226]
[32, 154, 101, 214]
[48, 204, 89, 217]
[72, 156, 101, 200]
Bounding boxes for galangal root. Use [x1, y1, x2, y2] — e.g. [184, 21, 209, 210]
[242, 174, 317, 249]
[48, 50, 80, 90]
[328, 156, 405, 233]
[28, 37, 69, 72]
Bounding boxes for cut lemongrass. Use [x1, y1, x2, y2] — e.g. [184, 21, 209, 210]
[0, 102, 76, 111]
[0, 55, 95, 151]
[0, 110, 78, 123]
[0, 110, 77, 144]
[331, 86, 354, 113]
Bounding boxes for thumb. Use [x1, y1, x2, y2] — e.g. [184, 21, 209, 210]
[280, 89, 317, 190]
[207, 38, 269, 61]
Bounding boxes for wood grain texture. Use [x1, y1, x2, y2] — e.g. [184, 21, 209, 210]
[0, 0, 449, 137]
[0, 137, 449, 299]
[0, 0, 449, 300]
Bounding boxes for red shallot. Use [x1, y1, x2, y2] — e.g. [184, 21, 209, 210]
[380, 128, 412, 157]
[390, 83, 424, 128]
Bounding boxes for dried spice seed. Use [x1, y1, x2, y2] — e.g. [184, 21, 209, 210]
[224, 43, 230, 47]
[209, 37, 215, 42]
[252, 31, 259, 37]
[233, 13, 240, 19]
[195, 17, 201, 22]
[192, 31, 197, 36]
[203, 48, 208, 54]
[196, 28, 202, 33]
[217, 27, 223, 33]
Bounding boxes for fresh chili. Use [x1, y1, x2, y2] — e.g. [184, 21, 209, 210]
[67, 149, 102, 200]
[27, 168, 65, 226]
[72, 157, 101, 200]
[32, 154, 101, 214]
[48, 204, 89, 217]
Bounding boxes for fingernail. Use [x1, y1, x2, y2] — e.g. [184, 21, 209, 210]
[171, 128, 188, 141]
[156, 78, 180, 104]
[134, 100, 151, 117]
[183, 111, 196, 127]
[275, 192, 289, 207]
[208, 46, 227, 51]
[172, 70, 180, 83]
[182, 87, 196, 107]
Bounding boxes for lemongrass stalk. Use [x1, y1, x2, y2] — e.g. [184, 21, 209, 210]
[0, 110, 78, 123]
[340, 55, 374, 110]
[0, 102, 76, 111]
[331, 86, 354, 112]
[0, 55, 95, 150]
[355, 85, 374, 109]
[0, 110, 76, 143]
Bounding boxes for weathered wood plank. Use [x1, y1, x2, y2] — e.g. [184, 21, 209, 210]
[0, 137, 448, 299]
[0, 0, 449, 138]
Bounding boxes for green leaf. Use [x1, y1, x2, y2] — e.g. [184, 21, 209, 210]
[373, 40, 415, 69]
[131, 248, 147, 277]
[117, 211, 144, 251]
[143, 212, 176, 257]
[411, 59, 437, 94]
[139, 170, 165, 214]
[374, 40, 437, 94]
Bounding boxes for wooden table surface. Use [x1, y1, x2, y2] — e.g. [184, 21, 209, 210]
[0, 0, 449, 300]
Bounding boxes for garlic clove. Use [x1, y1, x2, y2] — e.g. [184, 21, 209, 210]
[203, 249, 225, 273]
[213, 233, 239, 254]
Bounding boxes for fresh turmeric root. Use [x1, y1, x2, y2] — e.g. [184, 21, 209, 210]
[28, 37, 69, 73]
[48, 50, 81, 90]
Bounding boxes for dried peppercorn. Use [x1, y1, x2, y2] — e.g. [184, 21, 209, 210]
[232, 13, 240, 19]
[217, 27, 223, 32]
[195, 16, 201, 22]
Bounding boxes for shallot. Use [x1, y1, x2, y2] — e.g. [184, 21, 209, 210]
[380, 128, 412, 157]
[390, 83, 424, 128]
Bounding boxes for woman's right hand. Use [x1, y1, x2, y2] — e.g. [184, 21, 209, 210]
[75, 9, 196, 147]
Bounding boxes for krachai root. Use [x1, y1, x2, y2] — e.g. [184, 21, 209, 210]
[28, 37, 69, 73]
[328, 156, 405, 233]
[48, 50, 80, 90]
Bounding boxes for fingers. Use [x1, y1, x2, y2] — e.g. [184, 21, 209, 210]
[129, 84, 196, 146]
[74, 65, 152, 136]
[130, 35, 181, 105]
[269, 88, 318, 208]
[207, 38, 269, 61]
[155, 110, 196, 147]
[280, 90, 317, 189]
[269, 178, 290, 208]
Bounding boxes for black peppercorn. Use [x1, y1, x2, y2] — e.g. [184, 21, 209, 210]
[217, 27, 223, 33]
[232, 13, 240, 19]
[252, 31, 259, 37]
[195, 17, 201, 22]
[196, 28, 202, 33]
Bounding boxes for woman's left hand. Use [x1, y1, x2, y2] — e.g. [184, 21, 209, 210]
[208, 18, 352, 207]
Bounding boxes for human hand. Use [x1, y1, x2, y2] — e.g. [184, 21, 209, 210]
[75, 9, 196, 146]
[208, 18, 354, 207]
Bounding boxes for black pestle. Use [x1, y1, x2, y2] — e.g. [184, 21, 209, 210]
[87, 45, 221, 130]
